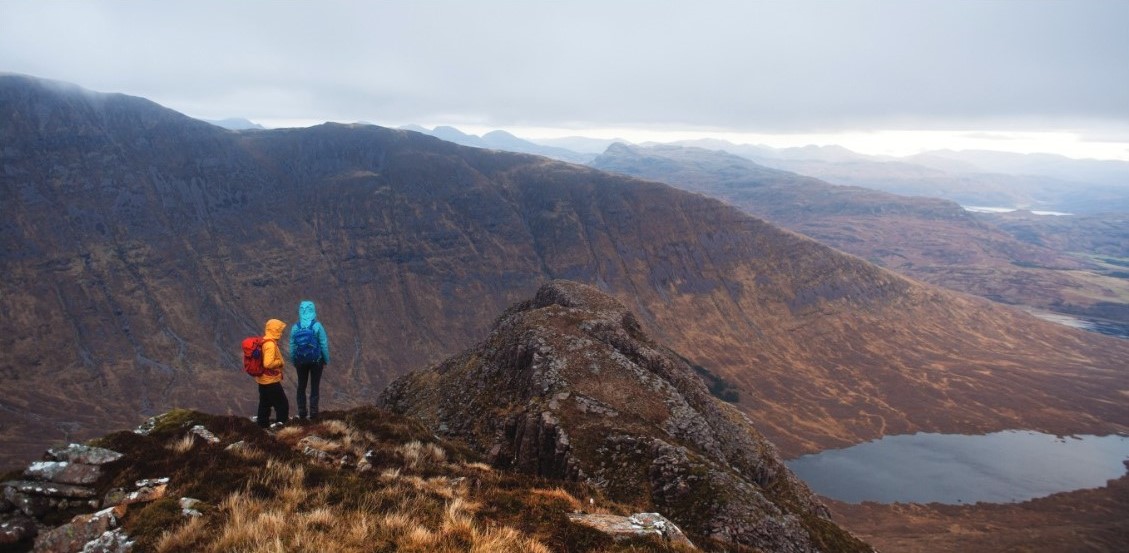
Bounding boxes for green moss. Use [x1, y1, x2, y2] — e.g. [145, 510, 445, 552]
[143, 409, 205, 437]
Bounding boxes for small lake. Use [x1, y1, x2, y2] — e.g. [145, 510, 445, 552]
[1023, 308, 1129, 339]
[786, 431, 1129, 504]
[963, 205, 1073, 216]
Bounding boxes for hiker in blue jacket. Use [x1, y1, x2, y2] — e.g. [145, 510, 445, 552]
[289, 300, 331, 420]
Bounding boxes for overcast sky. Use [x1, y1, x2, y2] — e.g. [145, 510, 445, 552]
[3, 1, 1128, 159]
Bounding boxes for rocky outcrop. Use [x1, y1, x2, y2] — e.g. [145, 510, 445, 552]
[0, 435, 194, 552]
[381, 280, 870, 552]
[1, 445, 120, 527]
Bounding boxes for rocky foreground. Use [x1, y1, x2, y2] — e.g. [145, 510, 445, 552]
[1, 408, 703, 553]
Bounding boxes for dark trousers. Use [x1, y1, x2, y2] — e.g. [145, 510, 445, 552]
[295, 362, 324, 417]
[257, 382, 289, 427]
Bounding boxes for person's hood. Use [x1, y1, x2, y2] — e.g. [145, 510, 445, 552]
[264, 319, 286, 340]
[298, 300, 317, 327]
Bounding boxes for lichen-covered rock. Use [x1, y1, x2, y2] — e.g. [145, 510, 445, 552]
[381, 280, 870, 552]
[567, 512, 695, 548]
[80, 528, 133, 553]
[178, 498, 203, 518]
[102, 478, 169, 508]
[25, 462, 103, 486]
[3, 487, 50, 518]
[3, 481, 97, 500]
[188, 425, 220, 444]
[46, 445, 124, 466]
[33, 507, 118, 553]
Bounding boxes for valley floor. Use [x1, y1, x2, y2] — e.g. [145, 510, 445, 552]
[828, 471, 1129, 552]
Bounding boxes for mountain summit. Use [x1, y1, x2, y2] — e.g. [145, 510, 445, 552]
[381, 280, 868, 552]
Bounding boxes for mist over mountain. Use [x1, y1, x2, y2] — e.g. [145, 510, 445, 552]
[3, 74, 1128, 485]
[665, 138, 1129, 214]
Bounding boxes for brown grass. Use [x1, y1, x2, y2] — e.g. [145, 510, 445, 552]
[167, 434, 197, 454]
[149, 422, 552, 553]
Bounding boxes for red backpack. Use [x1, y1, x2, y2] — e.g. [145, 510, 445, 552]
[242, 336, 265, 376]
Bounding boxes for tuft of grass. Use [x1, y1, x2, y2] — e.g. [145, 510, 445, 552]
[397, 440, 448, 470]
[168, 434, 197, 454]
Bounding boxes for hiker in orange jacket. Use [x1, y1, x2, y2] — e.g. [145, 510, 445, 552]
[256, 319, 290, 428]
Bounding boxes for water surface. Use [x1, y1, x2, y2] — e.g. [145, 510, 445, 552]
[786, 431, 1129, 504]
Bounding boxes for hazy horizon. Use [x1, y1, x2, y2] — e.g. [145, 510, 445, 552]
[2, 1, 1127, 160]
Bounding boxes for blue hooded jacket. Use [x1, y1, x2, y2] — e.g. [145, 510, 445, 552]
[289, 300, 330, 365]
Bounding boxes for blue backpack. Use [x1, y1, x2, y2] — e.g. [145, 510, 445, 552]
[292, 320, 322, 365]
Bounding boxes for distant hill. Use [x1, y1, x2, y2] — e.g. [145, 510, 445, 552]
[662, 138, 1129, 214]
[3, 74, 1128, 478]
[590, 143, 1129, 332]
[909, 149, 1129, 189]
[402, 124, 594, 163]
[530, 135, 633, 154]
[203, 117, 265, 130]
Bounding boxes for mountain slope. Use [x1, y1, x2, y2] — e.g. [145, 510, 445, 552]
[2, 75, 1128, 470]
[590, 143, 1129, 332]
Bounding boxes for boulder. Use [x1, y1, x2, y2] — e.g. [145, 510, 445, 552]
[25, 462, 103, 485]
[78, 528, 133, 553]
[102, 479, 168, 508]
[33, 507, 117, 553]
[46, 445, 123, 466]
[567, 512, 695, 548]
[188, 425, 220, 444]
[3, 480, 97, 500]
[3, 487, 51, 518]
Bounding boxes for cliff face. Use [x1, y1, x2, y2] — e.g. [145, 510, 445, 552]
[3, 75, 1129, 470]
[382, 280, 868, 551]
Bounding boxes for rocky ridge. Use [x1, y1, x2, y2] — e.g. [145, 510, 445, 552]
[381, 280, 869, 552]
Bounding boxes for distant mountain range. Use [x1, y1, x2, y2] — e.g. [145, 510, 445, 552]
[400, 124, 596, 164]
[405, 126, 1129, 214]
[589, 143, 1129, 334]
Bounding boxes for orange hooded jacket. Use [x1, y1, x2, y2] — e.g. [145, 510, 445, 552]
[256, 319, 286, 385]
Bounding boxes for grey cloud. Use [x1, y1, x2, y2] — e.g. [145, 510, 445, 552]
[0, 0, 1126, 133]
